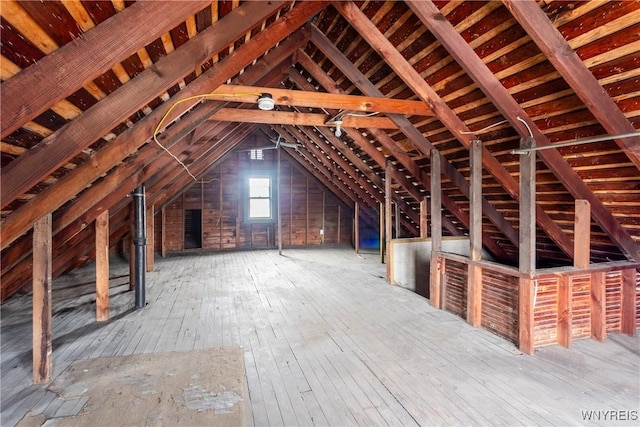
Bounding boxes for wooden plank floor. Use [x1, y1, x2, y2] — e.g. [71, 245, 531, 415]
[2, 247, 639, 426]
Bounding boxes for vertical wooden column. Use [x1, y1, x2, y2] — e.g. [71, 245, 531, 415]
[161, 207, 167, 258]
[518, 136, 536, 355]
[337, 205, 341, 244]
[277, 146, 283, 254]
[467, 139, 483, 327]
[146, 205, 155, 272]
[420, 197, 428, 238]
[354, 202, 360, 254]
[385, 162, 393, 281]
[574, 200, 591, 268]
[394, 202, 401, 239]
[621, 268, 637, 336]
[430, 149, 443, 308]
[378, 201, 384, 262]
[33, 214, 52, 384]
[305, 178, 309, 245]
[95, 210, 109, 322]
[558, 199, 591, 346]
[557, 275, 572, 347]
[321, 191, 326, 245]
[590, 271, 606, 341]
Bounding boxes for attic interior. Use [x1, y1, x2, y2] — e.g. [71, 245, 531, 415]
[1, 0, 639, 425]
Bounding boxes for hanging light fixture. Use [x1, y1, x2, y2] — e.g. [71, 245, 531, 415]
[257, 93, 275, 111]
[334, 120, 343, 137]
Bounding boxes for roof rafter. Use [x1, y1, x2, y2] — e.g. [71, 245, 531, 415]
[309, 23, 515, 260]
[0, 0, 213, 138]
[502, 0, 640, 171]
[407, 0, 640, 262]
[335, 0, 575, 261]
[288, 64, 463, 237]
[1, 0, 289, 210]
[0, 6, 321, 250]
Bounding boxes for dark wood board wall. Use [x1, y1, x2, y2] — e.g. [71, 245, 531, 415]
[160, 148, 352, 253]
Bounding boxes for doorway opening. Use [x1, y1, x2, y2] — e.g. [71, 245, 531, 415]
[184, 209, 202, 249]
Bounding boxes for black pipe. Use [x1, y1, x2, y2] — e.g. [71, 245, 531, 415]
[132, 185, 146, 308]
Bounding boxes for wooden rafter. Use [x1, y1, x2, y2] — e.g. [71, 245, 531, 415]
[407, 0, 640, 262]
[1, 0, 288, 210]
[309, 23, 515, 261]
[290, 55, 465, 237]
[0, 1, 213, 139]
[0, 6, 322, 250]
[271, 127, 375, 208]
[502, 0, 640, 171]
[283, 123, 420, 234]
[335, 0, 575, 261]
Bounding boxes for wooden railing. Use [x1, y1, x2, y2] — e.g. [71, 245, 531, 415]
[431, 252, 639, 354]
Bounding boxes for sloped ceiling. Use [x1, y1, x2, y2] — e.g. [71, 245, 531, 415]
[1, 0, 639, 299]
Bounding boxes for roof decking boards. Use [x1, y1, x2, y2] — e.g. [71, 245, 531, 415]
[0, 2, 638, 308]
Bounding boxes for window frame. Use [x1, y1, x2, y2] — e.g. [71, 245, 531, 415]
[243, 171, 276, 223]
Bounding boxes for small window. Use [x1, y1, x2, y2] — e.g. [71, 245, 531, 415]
[248, 177, 272, 219]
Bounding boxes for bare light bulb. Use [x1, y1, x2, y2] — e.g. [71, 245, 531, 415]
[334, 120, 343, 137]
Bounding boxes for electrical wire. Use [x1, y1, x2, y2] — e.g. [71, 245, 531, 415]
[152, 91, 262, 182]
[517, 116, 534, 138]
[459, 119, 508, 135]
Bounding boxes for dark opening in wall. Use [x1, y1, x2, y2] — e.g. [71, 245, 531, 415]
[184, 209, 202, 249]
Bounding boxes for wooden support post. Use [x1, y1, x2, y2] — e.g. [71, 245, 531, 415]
[574, 200, 590, 268]
[621, 268, 637, 336]
[379, 201, 384, 262]
[467, 139, 483, 327]
[161, 207, 167, 258]
[385, 162, 393, 281]
[95, 210, 110, 322]
[557, 275, 572, 347]
[590, 271, 606, 341]
[146, 205, 154, 272]
[337, 204, 341, 244]
[278, 146, 283, 254]
[519, 277, 535, 355]
[33, 214, 53, 384]
[519, 136, 536, 354]
[354, 202, 360, 254]
[420, 197, 428, 238]
[430, 254, 444, 309]
[394, 202, 401, 239]
[321, 191, 326, 245]
[430, 149, 443, 308]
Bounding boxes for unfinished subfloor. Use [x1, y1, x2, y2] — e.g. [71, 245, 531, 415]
[1, 247, 639, 426]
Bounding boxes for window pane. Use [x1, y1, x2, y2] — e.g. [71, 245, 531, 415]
[249, 199, 271, 218]
[249, 177, 270, 197]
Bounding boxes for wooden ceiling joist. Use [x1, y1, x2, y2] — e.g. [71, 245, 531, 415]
[207, 84, 434, 117]
[208, 108, 398, 129]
